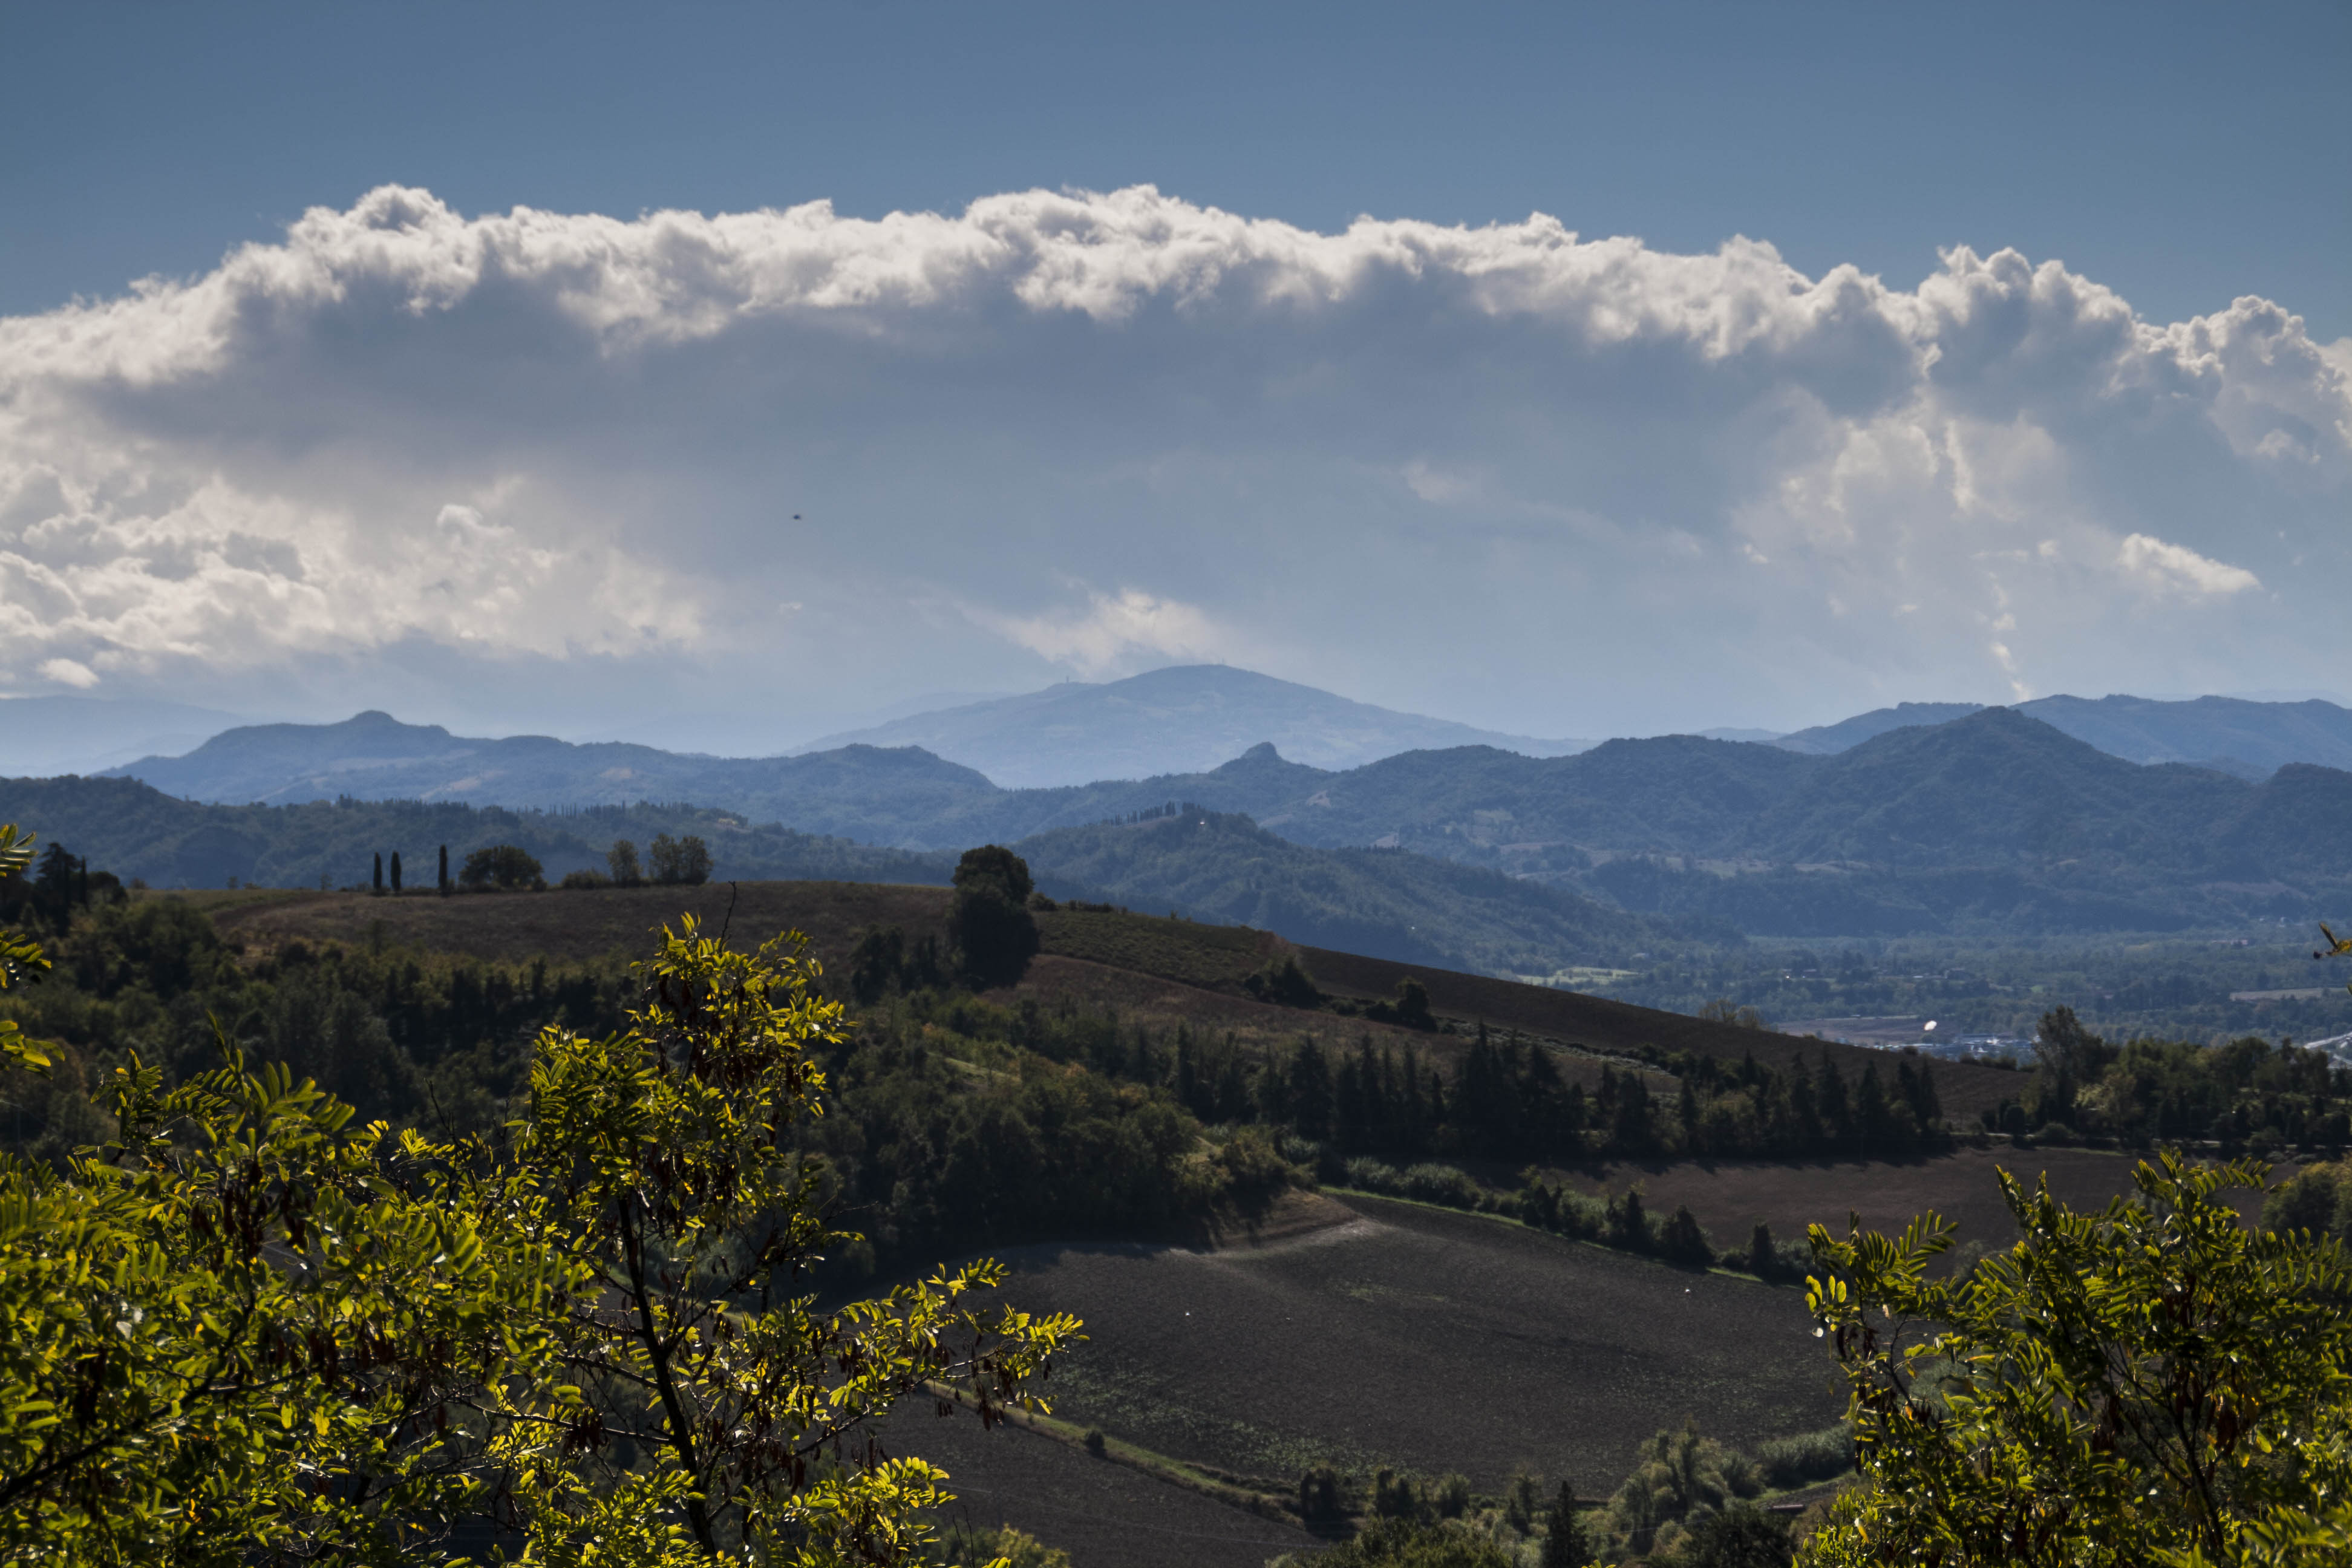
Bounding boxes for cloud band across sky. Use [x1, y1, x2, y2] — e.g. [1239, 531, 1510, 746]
[1, 184, 2345, 740]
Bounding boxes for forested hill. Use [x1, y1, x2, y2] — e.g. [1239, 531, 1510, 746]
[1016, 811, 1682, 975]
[0, 779, 1690, 976]
[43, 704, 2352, 936]
[0, 776, 952, 892]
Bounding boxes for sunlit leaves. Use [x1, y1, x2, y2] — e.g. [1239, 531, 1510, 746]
[0, 853, 1075, 1565]
[1800, 1150, 2352, 1567]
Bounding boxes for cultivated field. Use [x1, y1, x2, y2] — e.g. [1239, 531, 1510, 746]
[877, 1408, 1322, 1568]
[198, 880, 953, 965]
[969, 1192, 1845, 1500]
[1549, 1146, 2151, 1256]
[1548, 1145, 2282, 1257]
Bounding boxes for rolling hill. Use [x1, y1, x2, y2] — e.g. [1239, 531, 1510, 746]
[48, 697, 2352, 938]
[0, 776, 1689, 975]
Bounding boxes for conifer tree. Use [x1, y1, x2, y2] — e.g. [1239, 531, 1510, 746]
[388, 851, 401, 893]
[1543, 1481, 1590, 1568]
[371, 851, 382, 892]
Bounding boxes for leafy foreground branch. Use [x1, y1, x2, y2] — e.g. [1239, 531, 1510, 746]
[1802, 1149, 2352, 1567]
[0, 881, 1077, 1567]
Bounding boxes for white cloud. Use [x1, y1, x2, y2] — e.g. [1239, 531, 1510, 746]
[37, 658, 99, 688]
[2115, 533, 2261, 597]
[0, 185, 2344, 736]
[973, 587, 1240, 678]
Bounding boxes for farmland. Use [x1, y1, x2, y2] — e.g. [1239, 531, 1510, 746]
[969, 1191, 1844, 1496]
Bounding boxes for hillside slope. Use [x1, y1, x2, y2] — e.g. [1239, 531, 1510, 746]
[1014, 811, 1683, 973]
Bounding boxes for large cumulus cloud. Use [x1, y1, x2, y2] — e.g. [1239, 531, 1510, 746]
[1, 184, 2344, 741]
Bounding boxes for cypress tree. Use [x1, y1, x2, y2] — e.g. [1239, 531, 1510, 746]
[372, 852, 383, 893]
[1815, 1056, 1853, 1148]
[1542, 1483, 1589, 1568]
[1856, 1062, 1893, 1147]
[438, 844, 449, 895]
[389, 851, 402, 894]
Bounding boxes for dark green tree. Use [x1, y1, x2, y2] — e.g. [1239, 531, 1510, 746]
[948, 846, 1038, 989]
[388, 851, 402, 893]
[457, 844, 543, 890]
[1683, 1503, 1794, 1567]
[1541, 1485, 1591, 1568]
[1661, 1203, 1713, 1267]
[371, 852, 383, 893]
[1393, 975, 1434, 1030]
[952, 843, 1034, 904]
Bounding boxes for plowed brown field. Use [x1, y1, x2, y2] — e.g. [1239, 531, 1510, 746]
[971, 1192, 1844, 1501]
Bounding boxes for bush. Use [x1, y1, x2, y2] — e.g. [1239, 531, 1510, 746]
[2261, 1158, 2349, 1239]
[929, 1524, 1070, 1568]
[558, 869, 610, 890]
[1674, 1502, 1793, 1567]
[1216, 1125, 1296, 1201]
[1271, 1518, 1512, 1567]
[1245, 954, 1324, 1007]
[1344, 1158, 1489, 1212]
[457, 844, 543, 890]
[1300, 1465, 1345, 1521]
[1402, 1163, 1485, 1209]
[1751, 1423, 1853, 1489]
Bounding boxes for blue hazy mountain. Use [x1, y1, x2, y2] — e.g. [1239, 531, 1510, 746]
[1770, 694, 2352, 778]
[787, 664, 1593, 785]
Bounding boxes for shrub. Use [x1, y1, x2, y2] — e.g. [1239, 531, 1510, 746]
[558, 868, 610, 890]
[1245, 953, 1324, 1007]
[1676, 1501, 1794, 1567]
[1399, 1163, 1481, 1208]
[1271, 1518, 1512, 1567]
[1216, 1125, 1296, 1200]
[1300, 1465, 1345, 1521]
[929, 1524, 1070, 1568]
[1752, 1423, 1852, 1489]
[1083, 1428, 1106, 1458]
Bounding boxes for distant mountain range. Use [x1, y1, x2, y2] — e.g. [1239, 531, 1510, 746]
[13, 700, 2352, 940]
[1768, 694, 2352, 778]
[785, 665, 1593, 784]
[0, 779, 1681, 976]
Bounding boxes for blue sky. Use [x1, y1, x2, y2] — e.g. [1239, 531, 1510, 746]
[2, 1, 2347, 746]
[10, 1, 2345, 336]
